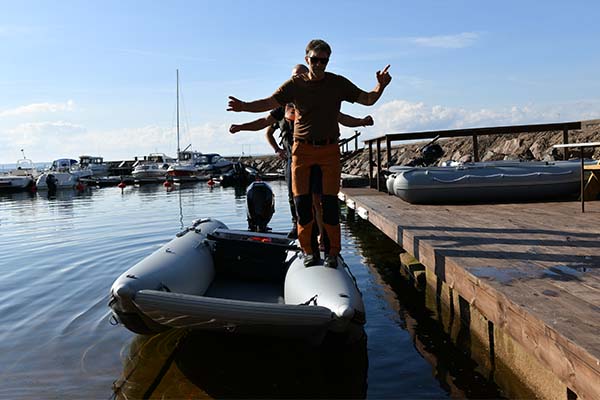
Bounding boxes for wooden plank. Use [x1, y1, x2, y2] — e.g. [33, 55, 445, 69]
[341, 188, 600, 399]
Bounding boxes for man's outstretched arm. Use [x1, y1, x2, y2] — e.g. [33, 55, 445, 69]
[356, 65, 392, 106]
[227, 96, 280, 113]
[338, 113, 374, 128]
[229, 114, 276, 134]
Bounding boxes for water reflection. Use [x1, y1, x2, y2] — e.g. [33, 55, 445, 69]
[113, 331, 368, 399]
[344, 213, 505, 399]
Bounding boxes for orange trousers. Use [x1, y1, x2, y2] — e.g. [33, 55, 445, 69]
[291, 141, 341, 255]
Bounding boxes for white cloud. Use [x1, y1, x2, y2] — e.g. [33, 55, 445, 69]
[0, 100, 75, 117]
[366, 99, 600, 139]
[2, 99, 598, 164]
[411, 32, 479, 49]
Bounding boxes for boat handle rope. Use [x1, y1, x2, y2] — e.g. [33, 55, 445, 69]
[301, 294, 318, 306]
[340, 255, 362, 296]
[109, 314, 119, 326]
[432, 170, 573, 183]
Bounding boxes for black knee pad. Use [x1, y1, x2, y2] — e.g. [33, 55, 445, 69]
[321, 195, 339, 225]
[294, 194, 313, 225]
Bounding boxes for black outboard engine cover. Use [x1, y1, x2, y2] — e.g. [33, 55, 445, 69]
[246, 181, 275, 232]
[421, 143, 444, 165]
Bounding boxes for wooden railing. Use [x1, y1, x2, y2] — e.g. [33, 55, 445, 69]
[339, 130, 361, 155]
[364, 121, 582, 191]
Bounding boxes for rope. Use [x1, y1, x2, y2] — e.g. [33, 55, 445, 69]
[301, 294, 318, 306]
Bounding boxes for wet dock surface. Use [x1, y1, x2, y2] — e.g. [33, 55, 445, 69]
[340, 188, 600, 399]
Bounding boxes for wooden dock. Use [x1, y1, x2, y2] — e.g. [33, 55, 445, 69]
[340, 188, 600, 400]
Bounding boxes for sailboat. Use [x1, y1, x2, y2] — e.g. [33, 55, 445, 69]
[166, 70, 204, 182]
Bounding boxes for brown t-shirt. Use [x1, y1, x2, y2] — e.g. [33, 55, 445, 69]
[272, 72, 362, 141]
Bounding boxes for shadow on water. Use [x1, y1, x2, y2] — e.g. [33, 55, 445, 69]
[113, 330, 368, 399]
[343, 212, 505, 399]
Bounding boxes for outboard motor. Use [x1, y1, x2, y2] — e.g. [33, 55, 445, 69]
[421, 143, 444, 166]
[406, 135, 444, 167]
[246, 181, 275, 232]
[46, 174, 57, 192]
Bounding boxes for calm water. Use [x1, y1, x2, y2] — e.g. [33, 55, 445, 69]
[0, 181, 504, 399]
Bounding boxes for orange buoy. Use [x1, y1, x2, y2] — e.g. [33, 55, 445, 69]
[163, 180, 173, 188]
[117, 181, 126, 189]
[207, 178, 215, 186]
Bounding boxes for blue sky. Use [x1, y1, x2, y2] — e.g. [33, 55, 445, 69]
[1, 0, 599, 164]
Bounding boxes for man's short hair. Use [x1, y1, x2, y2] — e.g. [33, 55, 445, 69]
[305, 39, 331, 56]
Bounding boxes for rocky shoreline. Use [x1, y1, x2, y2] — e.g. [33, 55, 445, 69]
[243, 120, 600, 177]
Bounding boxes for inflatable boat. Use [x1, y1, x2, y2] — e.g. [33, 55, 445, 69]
[109, 182, 365, 343]
[386, 160, 591, 204]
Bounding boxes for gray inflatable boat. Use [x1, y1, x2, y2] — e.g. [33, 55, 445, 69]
[386, 160, 588, 204]
[109, 218, 365, 343]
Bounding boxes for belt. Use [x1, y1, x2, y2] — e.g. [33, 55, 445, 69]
[294, 137, 338, 146]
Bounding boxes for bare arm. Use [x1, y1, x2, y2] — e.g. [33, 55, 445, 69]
[356, 65, 392, 106]
[227, 96, 280, 113]
[265, 125, 286, 159]
[229, 114, 276, 134]
[337, 113, 374, 128]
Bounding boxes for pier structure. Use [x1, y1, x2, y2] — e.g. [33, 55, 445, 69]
[339, 119, 600, 399]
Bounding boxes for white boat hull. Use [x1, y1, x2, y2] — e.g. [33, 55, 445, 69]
[109, 219, 365, 342]
[0, 176, 33, 191]
[36, 170, 92, 189]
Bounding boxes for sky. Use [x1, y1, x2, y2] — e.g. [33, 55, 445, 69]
[1, 0, 600, 164]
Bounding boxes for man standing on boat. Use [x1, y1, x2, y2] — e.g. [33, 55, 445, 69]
[228, 39, 391, 268]
[229, 64, 373, 241]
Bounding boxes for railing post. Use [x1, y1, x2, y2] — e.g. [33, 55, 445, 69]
[376, 138, 382, 191]
[472, 135, 479, 162]
[368, 141, 374, 188]
[386, 136, 392, 168]
[563, 128, 569, 160]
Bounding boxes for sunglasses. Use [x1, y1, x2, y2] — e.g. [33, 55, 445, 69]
[309, 56, 329, 65]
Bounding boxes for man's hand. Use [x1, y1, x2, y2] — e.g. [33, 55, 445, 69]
[229, 124, 241, 134]
[376, 65, 392, 88]
[362, 115, 374, 126]
[227, 96, 245, 112]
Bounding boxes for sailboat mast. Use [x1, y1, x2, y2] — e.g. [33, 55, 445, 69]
[176, 69, 180, 157]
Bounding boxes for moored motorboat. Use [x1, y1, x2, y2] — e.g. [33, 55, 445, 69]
[109, 182, 365, 343]
[167, 151, 204, 182]
[131, 153, 173, 183]
[0, 158, 40, 192]
[387, 160, 594, 204]
[79, 155, 109, 176]
[36, 158, 93, 190]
